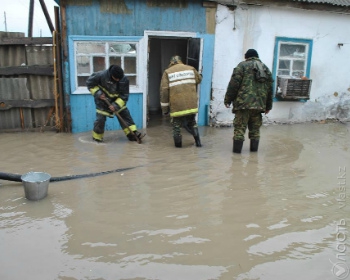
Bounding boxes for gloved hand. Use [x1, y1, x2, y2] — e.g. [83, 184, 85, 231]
[109, 103, 116, 112]
[161, 106, 169, 116]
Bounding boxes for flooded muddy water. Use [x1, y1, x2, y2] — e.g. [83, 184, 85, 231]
[0, 118, 349, 280]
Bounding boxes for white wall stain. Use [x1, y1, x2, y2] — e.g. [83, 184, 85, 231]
[211, 4, 350, 125]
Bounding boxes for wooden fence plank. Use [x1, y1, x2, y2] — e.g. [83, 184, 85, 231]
[0, 37, 52, 45]
[0, 65, 54, 76]
[0, 99, 55, 110]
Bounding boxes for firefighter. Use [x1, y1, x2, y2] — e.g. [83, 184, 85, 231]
[86, 65, 144, 143]
[160, 56, 202, 148]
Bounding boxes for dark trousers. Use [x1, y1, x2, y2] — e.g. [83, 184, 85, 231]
[171, 114, 197, 137]
[93, 106, 137, 141]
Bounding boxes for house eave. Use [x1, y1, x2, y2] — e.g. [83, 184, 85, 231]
[208, 0, 350, 14]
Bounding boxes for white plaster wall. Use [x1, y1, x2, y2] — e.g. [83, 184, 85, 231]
[211, 4, 350, 125]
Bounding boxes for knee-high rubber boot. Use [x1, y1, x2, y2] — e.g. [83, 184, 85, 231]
[174, 135, 182, 148]
[192, 127, 202, 147]
[233, 140, 244, 153]
[250, 139, 259, 152]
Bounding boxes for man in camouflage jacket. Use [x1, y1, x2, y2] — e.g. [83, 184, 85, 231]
[86, 65, 143, 143]
[224, 49, 273, 153]
[160, 56, 202, 148]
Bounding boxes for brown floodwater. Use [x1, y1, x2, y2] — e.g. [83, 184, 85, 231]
[0, 118, 349, 280]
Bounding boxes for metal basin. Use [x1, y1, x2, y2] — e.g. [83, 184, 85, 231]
[21, 172, 51, 201]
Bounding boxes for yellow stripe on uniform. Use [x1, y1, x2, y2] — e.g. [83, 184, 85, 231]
[123, 124, 137, 135]
[98, 86, 119, 98]
[96, 109, 113, 117]
[116, 106, 127, 114]
[115, 98, 125, 108]
[170, 108, 198, 117]
[92, 131, 104, 140]
[90, 86, 100, 95]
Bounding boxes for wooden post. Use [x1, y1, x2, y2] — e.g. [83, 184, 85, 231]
[38, 0, 55, 34]
[54, 6, 66, 132]
[28, 0, 34, 37]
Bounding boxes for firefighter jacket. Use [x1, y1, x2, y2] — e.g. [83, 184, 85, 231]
[160, 62, 202, 118]
[224, 57, 273, 113]
[86, 67, 129, 117]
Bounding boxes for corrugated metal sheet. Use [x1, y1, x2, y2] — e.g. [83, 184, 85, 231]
[0, 32, 55, 131]
[294, 0, 350, 6]
[0, 78, 32, 130]
[26, 45, 55, 129]
[0, 32, 26, 67]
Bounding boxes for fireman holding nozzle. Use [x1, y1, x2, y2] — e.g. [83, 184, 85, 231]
[160, 55, 203, 148]
[86, 65, 144, 143]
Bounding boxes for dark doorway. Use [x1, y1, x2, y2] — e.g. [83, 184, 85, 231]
[147, 37, 201, 126]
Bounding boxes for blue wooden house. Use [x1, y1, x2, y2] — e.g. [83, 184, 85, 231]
[54, 0, 216, 133]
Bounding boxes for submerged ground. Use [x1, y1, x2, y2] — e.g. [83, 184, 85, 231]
[0, 119, 349, 280]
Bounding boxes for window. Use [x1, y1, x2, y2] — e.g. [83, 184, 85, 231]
[73, 41, 138, 92]
[274, 37, 312, 79]
[273, 37, 313, 100]
[277, 43, 307, 77]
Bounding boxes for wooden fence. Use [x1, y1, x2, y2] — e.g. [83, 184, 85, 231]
[0, 31, 67, 132]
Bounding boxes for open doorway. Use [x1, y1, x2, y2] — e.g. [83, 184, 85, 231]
[147, 36, 201, 126]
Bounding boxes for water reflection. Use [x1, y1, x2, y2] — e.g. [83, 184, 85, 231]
[0, 122, 349, 279]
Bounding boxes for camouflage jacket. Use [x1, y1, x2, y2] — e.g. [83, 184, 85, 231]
[160, 62, 202, 117]
[224, 57, 273, 113]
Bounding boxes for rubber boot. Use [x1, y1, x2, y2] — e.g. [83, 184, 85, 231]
[135, 131, 146, 141]
[250, 139, 259, 152]
[174, 135, 182, 148]
[92, 137, 103, 143]
[127, 131, 145, 142]
[192, 127, 202, 147]
[233, 140, 243, 153]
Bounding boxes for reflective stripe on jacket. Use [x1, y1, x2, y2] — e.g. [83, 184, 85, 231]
[86, 67, 130, 115]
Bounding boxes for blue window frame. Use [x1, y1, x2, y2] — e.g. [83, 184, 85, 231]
[273, 37, 313, 100]
[68, 36, 142, 94]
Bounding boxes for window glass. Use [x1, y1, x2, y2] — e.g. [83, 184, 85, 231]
[127, 76, 136, 86]
[93, 56, 105, 72]
[293, 60, 305, 70]
[77, 56, 90, 74]
[125, 57, 136, 73]
[109, 43, 136, 54]
[109, 56, 122, 66]
[278, 60, 290, 70]
[277, 42, 308, 78]
[77, 76, 88, 87]
[280, 44, 306, 57]
[77, 42, 105, 54]
[74, 41, 138, 91]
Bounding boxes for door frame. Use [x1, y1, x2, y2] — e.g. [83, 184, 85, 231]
[142, 30, 202, 128]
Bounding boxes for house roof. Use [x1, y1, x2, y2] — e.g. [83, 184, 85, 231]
[295, 0, 350, 6]
[54, 0, 350, 8]
[215, 0, 350, 7]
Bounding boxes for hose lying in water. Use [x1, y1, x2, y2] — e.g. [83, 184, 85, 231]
[0, 166, 135, 183]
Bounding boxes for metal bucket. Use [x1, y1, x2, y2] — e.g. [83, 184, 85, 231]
[21, 172, 51, 201]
